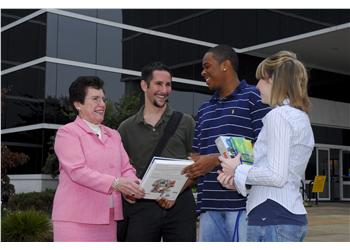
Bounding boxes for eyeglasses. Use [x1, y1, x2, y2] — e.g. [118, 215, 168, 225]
[85, 96, 107, 104]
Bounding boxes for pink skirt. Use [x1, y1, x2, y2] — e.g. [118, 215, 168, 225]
[53, 208, 116, 242]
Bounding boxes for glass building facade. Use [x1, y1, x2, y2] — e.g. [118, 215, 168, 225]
[1, 9, 350, 200]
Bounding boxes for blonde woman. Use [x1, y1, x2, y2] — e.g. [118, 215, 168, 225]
[217, 51, 315, 241]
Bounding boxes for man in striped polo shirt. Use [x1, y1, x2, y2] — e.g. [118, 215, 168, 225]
[183, 44, 270, 241]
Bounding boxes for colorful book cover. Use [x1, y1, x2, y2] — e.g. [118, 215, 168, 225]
[215, 136, 254, 165]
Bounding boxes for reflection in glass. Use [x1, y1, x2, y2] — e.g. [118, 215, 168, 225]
[2, 98, 44, 129]
[56, 15, 97, 64]
[1, 9, 40, 27]
[122, 31, 208, 77]
[306, 148, 317, 180]
[342, 151, 350, 199]
[318, 149, 330, 199]
[342, 151, 350, 177]
[6, 145, 43, 175]
[121, 9, 350, 47]
[1, 13, 47, 70]
[2, 63, 45, 99]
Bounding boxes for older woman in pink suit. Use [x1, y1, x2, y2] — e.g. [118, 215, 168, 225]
[52, 76, 145, 242]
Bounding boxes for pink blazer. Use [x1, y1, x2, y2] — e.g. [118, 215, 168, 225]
[52, 116, 137, 224]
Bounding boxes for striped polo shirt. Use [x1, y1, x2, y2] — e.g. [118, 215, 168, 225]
[193, 80, 270, 213]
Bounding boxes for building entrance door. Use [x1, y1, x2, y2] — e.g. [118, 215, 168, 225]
[316, 146, 350, 201]
[317, 148, 330, 200]
[330, 149, 341, 200]
[340, 150, 350, 201]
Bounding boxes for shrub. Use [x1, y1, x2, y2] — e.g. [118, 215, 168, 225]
[105, 94, 142, 129]
[1, 209, 53, 241]
[42, 151, 59, 178]
[7, 189, 55, 215]
[1, 145, 29, 204]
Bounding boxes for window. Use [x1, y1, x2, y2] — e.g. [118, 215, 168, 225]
[1, 13, 46, 70]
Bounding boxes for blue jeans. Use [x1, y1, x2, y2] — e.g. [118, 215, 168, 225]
[199, 210, 247, 242]
[247, 224, 308, 242]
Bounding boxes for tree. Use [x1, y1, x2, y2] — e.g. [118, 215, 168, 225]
[104, 94, 142, 129]
[1, 88, 30, 204]
[1, 145, 29, 204]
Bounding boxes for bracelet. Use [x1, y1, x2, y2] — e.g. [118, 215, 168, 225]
[112, 177, 120, 191]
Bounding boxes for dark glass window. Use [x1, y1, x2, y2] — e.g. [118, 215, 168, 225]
[1, 98, 44, 129]
[168, 89, 211, 116]
[3, 129, 59, 175]
[121, 9, 350, 48]
[1, 9, 40, 27]
[2, 129, 44, 145]
[282, 9, 350, 26]
[47, 63, 96, 98]
[52, 9, 123, 24]
[1, 13, 47, 70]
[97, 9, 122, 23]
[52, 64, 125, 102]
[1, 63, 45, 99]
[121, 9, 206, 31]
[122, 9, 233, 45]
[96, 70, 125, 102]
[96, 24, 123, 68]
[312, 125, 350, 146]
[306, 148, 317, 180]
[47, 13, 124, 69]
[56, 15, 97, 64]
[6, 145, 43, 174]
[64, 9, 98, 17]
[168, 90, 195, 115]
[122, 31, 208, 78]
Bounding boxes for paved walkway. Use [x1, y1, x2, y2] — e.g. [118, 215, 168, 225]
[194, 201, 349, 242]
[305, 202, 350, 242]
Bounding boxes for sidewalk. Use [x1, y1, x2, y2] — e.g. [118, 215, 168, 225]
[305, 202, 350, 242]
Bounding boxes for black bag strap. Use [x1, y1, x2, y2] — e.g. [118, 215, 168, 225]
[140, 111, 183, 178]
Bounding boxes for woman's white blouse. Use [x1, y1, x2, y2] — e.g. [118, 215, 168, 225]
[83, 119, 102, 139]
[234, 102, 315, 215]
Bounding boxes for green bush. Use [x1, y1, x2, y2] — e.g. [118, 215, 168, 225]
[1, 145, 29, 204]
[1, 209, 53, 241]
[7, 189, 55, 215]
[42, 152, 59, 178]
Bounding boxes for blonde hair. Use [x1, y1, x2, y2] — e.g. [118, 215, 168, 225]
[256, 51, 310, 113]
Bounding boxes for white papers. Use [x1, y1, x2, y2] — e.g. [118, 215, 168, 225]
[140, 157, 193, 201]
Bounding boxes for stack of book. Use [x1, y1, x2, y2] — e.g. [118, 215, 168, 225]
[215, 136, 254, 165]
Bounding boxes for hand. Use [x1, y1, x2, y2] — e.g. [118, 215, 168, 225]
[123, 193, 136, 204]
[218, 154, 241, 177]
[188, 152, 200, 161]
[156, 197, 175, 209]
[113, 177, 145, 199]
[182, 154, 220, 178]
[217, 170, 236, 190]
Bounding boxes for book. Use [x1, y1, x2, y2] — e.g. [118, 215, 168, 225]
[140, 157, 194, 201]
[215, 136, 254, 165]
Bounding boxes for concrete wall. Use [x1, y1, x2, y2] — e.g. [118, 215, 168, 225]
[310, 97, 350, 129]
[9, 174, 58, 193]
